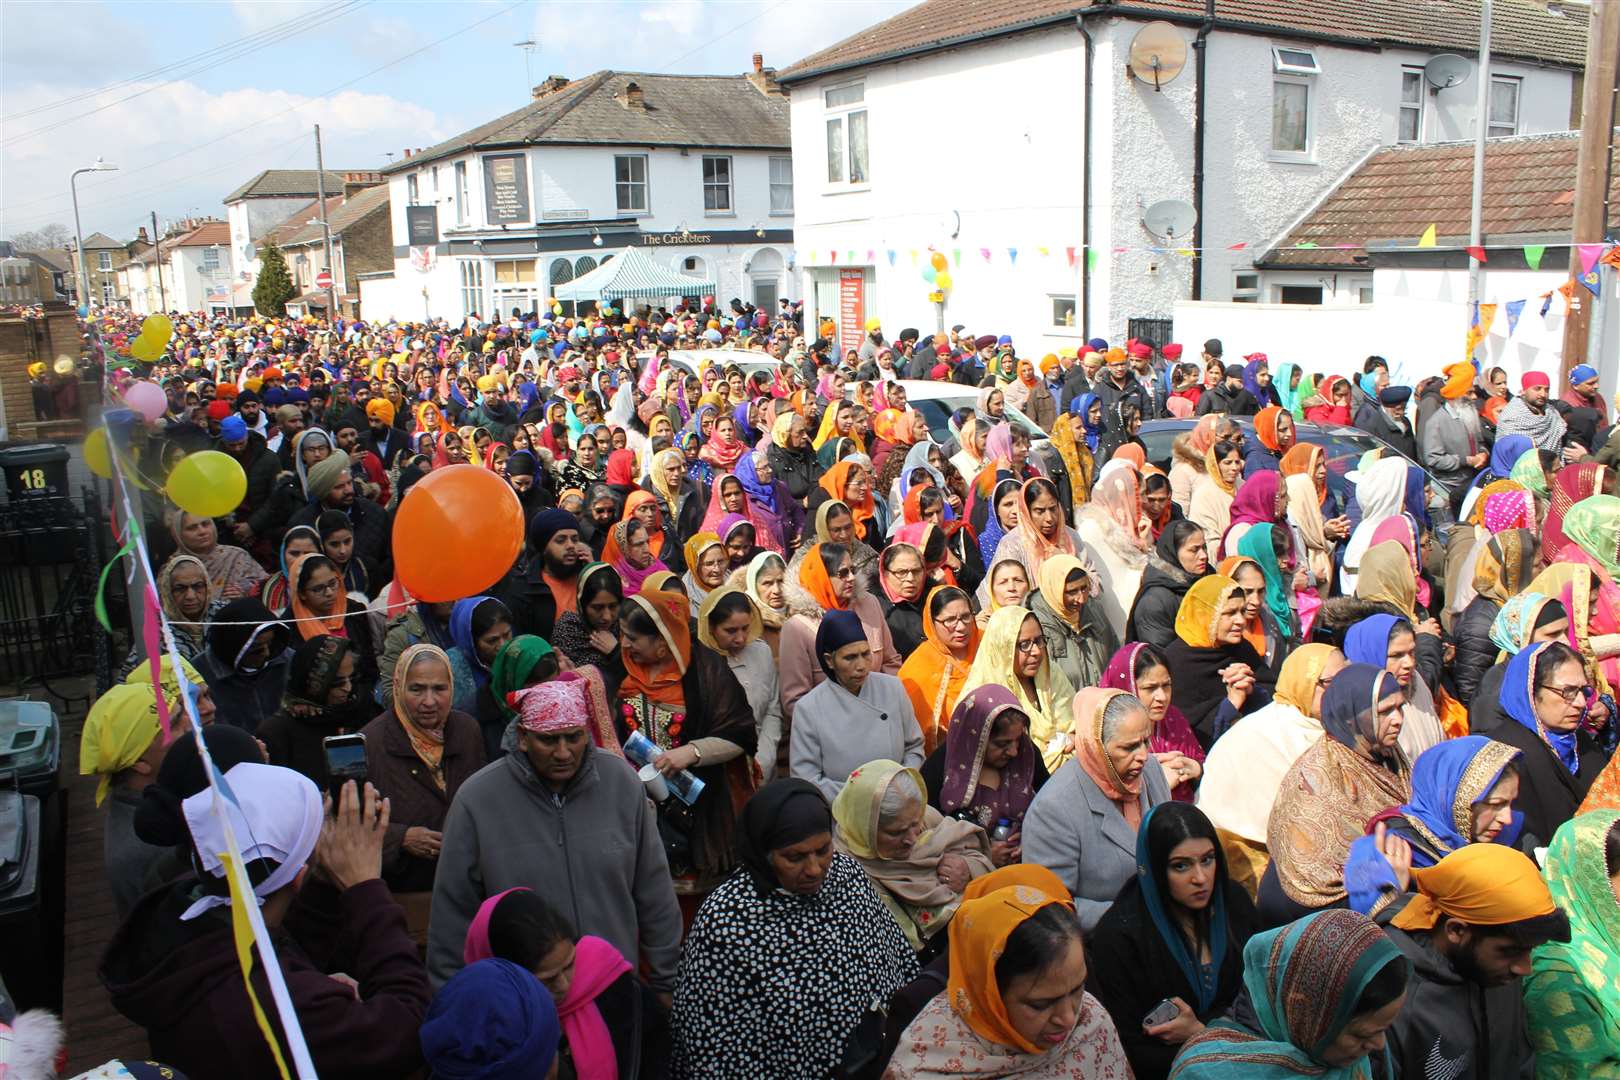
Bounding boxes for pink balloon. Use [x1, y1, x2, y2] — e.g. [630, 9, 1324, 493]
[124, 380, 167, 422]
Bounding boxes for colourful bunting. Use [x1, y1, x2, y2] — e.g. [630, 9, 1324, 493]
[1466, 246, 1488, 263]
[1579, 268, 1601, 297]
[1228, 242, 1248, 251]
[979, 247, 992, 262]
[1007, 247, 1018, 265]
[951, 248, 960, 267]
[1417, 225, 1437, 248]
[1539, 291, 1553, 318]
[1504, 298, 1525, 336]
[1577, 243, 1605, 276]
[1065, 247, 1077, 267]
[1603, 245, 1620, 270]
[1523, 245, 1545, 270]
[886, 250, 896, 266]
[1087, 249, 1100, 271]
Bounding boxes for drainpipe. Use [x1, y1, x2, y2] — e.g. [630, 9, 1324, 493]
[1190, 0, 1215, 300]
[1077, 16, 1097, 335]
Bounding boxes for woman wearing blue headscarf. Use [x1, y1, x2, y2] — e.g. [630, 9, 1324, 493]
[1485, 640, 1605, 846]
[1342, 612, 1446, 762]
[446, 595, 513, 715]
[1342, 735, 1525, 915]
[421, 958, 561, 1079]
[1242, 356, 1281, 410]
[1072, 392, 1105, 454]
[1089, 802, 1261, 1079]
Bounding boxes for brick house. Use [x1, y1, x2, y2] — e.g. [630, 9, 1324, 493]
[261, 184, 393, 317]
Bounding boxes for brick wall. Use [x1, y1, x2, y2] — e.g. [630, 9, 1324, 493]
[0, 303, 89, 441]
[340, 204, 394, 294]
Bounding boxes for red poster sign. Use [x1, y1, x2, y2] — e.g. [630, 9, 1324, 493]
[838, 269, 865, 356]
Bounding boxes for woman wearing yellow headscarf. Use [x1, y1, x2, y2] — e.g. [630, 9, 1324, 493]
[1164, 574, 1275, 748]
[960, 606, 1076, 772]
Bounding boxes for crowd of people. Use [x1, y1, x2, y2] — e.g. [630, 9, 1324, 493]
[22, 299, 1620, 1080]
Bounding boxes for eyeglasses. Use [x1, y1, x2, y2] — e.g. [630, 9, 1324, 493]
[831, 567, 856, 580]
[935, 613, 973, 628]
[888, 566, 923, 578]
[1541, 683, 1593, 704]
[1015, 637, 1044, 655]
[305, 579, 342, 596]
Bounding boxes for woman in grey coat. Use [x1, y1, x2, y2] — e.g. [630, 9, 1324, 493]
[1021, 688, 1173, 930]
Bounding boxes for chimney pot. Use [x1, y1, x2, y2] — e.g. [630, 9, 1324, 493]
[753, 53, 763, 72]
[619, 81, 645, 109]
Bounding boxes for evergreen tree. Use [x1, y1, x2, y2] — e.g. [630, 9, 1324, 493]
[253, 244, 295, 316]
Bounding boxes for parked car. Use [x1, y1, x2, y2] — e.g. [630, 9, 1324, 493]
[894, 380, 1050, 446]
[636, 349, 785, 384]
[1137, 418, 1452, 512]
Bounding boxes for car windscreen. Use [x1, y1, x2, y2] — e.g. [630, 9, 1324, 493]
[908, 398, 1046, 445]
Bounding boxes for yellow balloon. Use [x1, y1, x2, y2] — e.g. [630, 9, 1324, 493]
[141, 313, 173, 346]
[935, 272, 953, 291]
[129, 335, 162, 362]
[85, 427, 113, 478]
[167, 450, 246, 517]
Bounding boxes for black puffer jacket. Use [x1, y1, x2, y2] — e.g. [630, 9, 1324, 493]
[1125, 557, 1201, 652]
[767, 441, 819, 504]
[1449, 595, 1501, 708]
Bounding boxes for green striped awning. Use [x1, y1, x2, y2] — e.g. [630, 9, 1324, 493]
[554, 245, 716, 302]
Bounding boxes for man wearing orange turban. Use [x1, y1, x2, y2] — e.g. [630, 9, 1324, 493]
[1423, 363, 1488, 507]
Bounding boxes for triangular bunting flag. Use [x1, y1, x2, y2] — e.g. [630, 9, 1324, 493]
[1577, 243, 1605, 276]
[1417, 224, 1437, 248]
[808, 250, 817, 264]
[1602, 245, 1620, 270]
[1065, 247, 1077, 267]
[1295, 241, 1318, 249]
[1478, 303, 1497, 335]
[1037, 246, 1049, 257]
[1504, 298, 1525, 337]
[886, 250, 897, 266]
[1523, 245, 1545, 270]
[1539, 291, 1553, 318]
[979, 247, 992, 262]
[1007, 247, 1018, 265]
[1580, 268, 1601, 297]
[1086, 249, 1100, 271]
[865, 249, 875, 263]
[952, 248, 961, 267]
[908, 249, 918, 264]
[1466, 246, 1488, 263]
[1557, 280, 1577, 313]
[1228, 242, 1248, 251]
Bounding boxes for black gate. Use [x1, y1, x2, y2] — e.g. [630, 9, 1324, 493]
[1126, 317, 1175, 354]
[0, 487, 112, 694]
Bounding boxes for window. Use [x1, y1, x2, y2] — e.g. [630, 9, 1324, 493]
[824, 82, 868, 186]
[614, 154, 648, 214]
[493, 259, 536, 284]
[1277, 284, 1324, 304]
[549, 258, 575, 317]
[202, 246, 221, 271]
[1398, 68, 1425, 143]
[1271, 46, 1320, 76]
[459, 259, 483, 318]
[769, 156, 794, 214]
[1488, 76, 1521, 137]
[97, 251, 112, 271]
[702, 155, 732, 213]
[407, 173, 419, 206]
[574, 256, 597, 277]
[1233, 271, 1259, 303]
[1050, 295, 1077, 327]
[1272, 79, 1311, 156]
[431, 165, 440, 198]
[102, 281, 114, 303]
[1358, 284, 1375, 304]
[455, 162, 468, 225]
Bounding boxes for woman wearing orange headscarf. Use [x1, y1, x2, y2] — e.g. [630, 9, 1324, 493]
[620, 489, 673, 565]
[869, 407, 913, 479]
[618, 585, 758, 889]
[816, 458, 883, 546]
[899, 585, 982, 754]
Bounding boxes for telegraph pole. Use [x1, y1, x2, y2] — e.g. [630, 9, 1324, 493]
[1560, 0, 1620, 380]
[314, 125, 339, 315]
[1465, 0, 1491, 345]
[151, 211, 166, 312]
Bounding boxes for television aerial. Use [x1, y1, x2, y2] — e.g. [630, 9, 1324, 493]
[1141, 199, 1198, 242]
[1423, 53, 1471, 91]
[1127, 22, 1188, 92]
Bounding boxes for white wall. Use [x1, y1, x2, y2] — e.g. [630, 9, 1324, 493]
[789, 28, 1089, 355]
[1173, 264, 1598, 392]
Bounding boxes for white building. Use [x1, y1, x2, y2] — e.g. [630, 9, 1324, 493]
[777, 0, 1587, 356]
[1175, 131, 1620, 391]
[119, 220, 233, 316]
[223, 169, 382, 311]
[359, 62, 793, 323]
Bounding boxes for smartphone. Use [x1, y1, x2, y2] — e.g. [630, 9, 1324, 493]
[322, 733, 368, 808]
[1142, 998, 1181, 1028]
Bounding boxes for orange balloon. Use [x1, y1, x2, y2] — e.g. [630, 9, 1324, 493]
[393, 465, 525, 601]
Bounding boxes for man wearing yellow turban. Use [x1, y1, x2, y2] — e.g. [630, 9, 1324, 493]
[81, 681, 177, 916]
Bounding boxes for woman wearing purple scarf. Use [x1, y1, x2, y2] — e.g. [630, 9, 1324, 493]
[1100, 642, 1205, 802]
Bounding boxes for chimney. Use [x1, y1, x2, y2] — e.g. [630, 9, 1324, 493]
[747, 56, 782, 97]
[403, 148, 413, 159]
[532, 75, 571, 99]
[137, 226, 149, 243]
[617, 81, 646, 110]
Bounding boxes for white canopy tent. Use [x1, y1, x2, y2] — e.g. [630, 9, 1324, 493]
[553, 245, 716, 303]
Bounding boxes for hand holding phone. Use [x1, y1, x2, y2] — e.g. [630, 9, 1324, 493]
[1142, 998, 1181, 1029]
[322, 733, 368, 810]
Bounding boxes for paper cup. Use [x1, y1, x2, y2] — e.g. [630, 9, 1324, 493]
[638, 762, 670, 802]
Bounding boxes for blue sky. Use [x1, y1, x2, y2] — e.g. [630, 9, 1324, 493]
[1, 0, 911, 243]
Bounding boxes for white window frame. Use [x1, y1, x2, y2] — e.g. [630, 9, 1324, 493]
[406, 173, 419, 206]
[1270, 75, 1315, 162]
[1357, 284, 1375, 304]
[1274, 283, 1324, 305]
[97, 251, 112, 271]
[614, 154, 649, 215]
[1398, 67, 1426, 143]
[202, 246, 221, 271]
[1271, 46, 1321, 76]
[769, 155, 794, 215]
[458, 259, 484, 319]
[701, 155, 733, 215]
[1049, 295, 1078, 329]
[1233, 270, 1259, 303]
[1488, 75, 1521, 138]
[823, 81, 869, 189]
[454, 162, 468, 225]
[102, 281, 115, 303]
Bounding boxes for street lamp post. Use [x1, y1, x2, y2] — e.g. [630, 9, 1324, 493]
[69, 158, 119, 309]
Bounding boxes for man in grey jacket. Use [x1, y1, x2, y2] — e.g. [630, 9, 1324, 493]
[426, 679, 682, 994]
[1376, 842, 1567, 1080]
[1422, 376, 1487, 513]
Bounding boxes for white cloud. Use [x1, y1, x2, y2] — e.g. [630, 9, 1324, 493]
[230, 0, 328, 33]
[1, 79, 447, 239]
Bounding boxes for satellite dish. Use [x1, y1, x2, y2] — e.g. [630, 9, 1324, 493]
[1142, 199, 1198, 241]
[1423, 53, 1471, 90]
[242, 243, 258, 262]
[1128, 22, 1188, 91]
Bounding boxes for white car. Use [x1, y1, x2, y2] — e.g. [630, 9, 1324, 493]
[892, 379, 1051, 445]
[636, 349, 785, 384]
